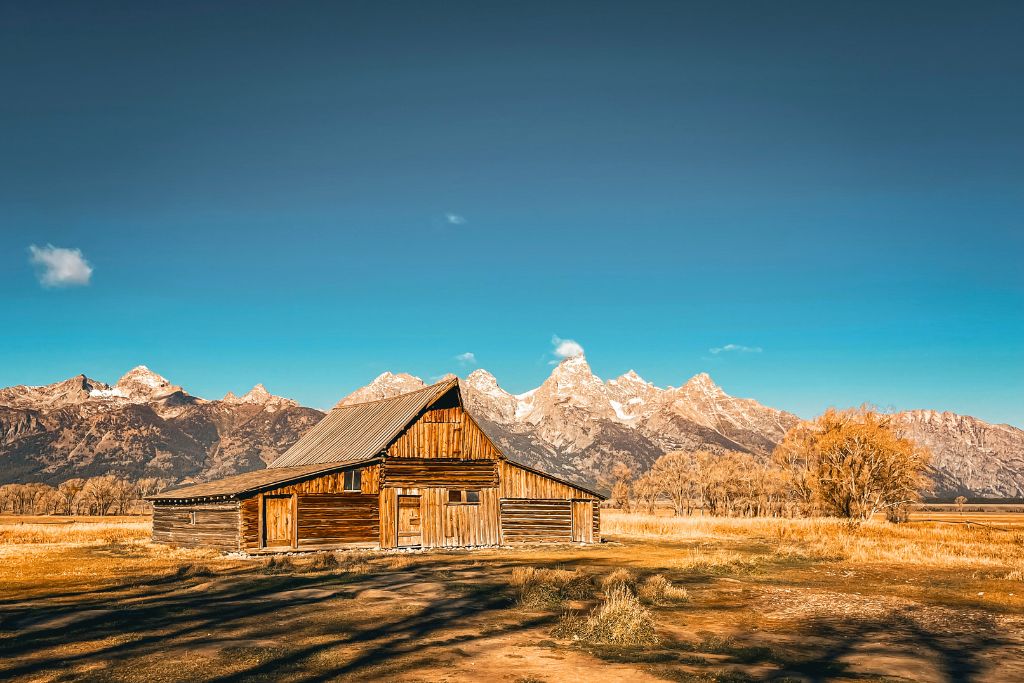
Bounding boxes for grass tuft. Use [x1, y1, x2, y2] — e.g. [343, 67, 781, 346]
[555, 585, 659, 646]
[510, 566, 592, 608]
[637, 574, 689, 605]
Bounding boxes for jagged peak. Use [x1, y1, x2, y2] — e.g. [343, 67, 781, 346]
[116, 365, 172, 389]
[609, 369, 651, 386]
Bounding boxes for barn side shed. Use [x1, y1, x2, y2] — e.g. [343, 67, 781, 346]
[149, 378, 604, 552]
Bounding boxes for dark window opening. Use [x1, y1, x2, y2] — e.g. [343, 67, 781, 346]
[344, 469, 362, 492]
[447, 489, 480, 505]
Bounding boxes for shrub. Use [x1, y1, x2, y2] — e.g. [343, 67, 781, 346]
[511, 566, 592, 608]
[601, 568, 637, 593]
[261, 556, 295, 573]
[305, 553, 341, 571]
[175, 563, 214, 579]
[637, 574, 689, 605]
[555, 585, 659, 646]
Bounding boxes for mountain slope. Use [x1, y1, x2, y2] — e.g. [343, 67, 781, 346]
[1, 361, 1022, 497]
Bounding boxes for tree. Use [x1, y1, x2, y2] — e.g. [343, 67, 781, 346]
[81, 475, 118, 516]
[57, 478, 86, 516]
[110, 478, 140, 515]
[608, 463, 633, 512]
[649, 451, 702, 516]
[954, 495, 968, 514]
[773, 407, 930, 521]
[632, 471, 661, 514]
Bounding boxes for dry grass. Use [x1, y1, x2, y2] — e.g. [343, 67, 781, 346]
[637, 574, 689, 605]
[510, 566, 593, 608]
[600, 568, 637, 593]
[0, 520, 150, 545]
[555, 585, 659, 646]
[604, 510, 1024, 571]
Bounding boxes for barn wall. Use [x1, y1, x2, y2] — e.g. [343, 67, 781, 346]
[387, 407, 501, 460]
[379, 487, 397, 548]
[382, 458, 498, 488]
[296, 493, 379, 547]
[498, 461, 598, 500]
[152, 501, 240, 551]
[259, 464, 379, 496]
[499, 499, 573, 543]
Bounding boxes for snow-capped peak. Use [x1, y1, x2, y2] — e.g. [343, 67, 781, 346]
[110, 366, 183, 401]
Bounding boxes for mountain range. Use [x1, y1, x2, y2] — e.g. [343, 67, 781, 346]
[1, 359, 1022, 497]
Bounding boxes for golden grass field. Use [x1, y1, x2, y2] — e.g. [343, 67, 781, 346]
[1, 510, 1023, 682]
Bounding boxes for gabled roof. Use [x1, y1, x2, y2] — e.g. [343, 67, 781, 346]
[147, 460, 376, 502]
[268, 377, 459, 468]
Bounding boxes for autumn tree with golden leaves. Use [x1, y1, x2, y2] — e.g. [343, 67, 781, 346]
[774, 407, 930, 522]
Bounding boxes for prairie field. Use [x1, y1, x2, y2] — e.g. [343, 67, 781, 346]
[1, 510, 1023, 682]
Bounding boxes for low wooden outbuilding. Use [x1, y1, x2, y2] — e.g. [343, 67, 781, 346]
[148, 378, 604, 552]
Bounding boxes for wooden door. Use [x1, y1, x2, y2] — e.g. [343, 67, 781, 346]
[263, 495, 294, 548]
[571, 501, 594, 543]
[397, 495, 422, 547]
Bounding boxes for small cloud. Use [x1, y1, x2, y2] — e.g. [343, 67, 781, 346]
[455, 352, 477, 365]
[445, 212, 467, 225]
[28, 244, 93, 287]
[709, 343, 762, 355]
[551, 335, 585, 359]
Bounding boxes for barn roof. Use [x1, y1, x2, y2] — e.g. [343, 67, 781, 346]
[146, 460, 375, 502]
[268, 377, 459, 468]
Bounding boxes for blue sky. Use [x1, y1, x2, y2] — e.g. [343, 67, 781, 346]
[2, 2, 1022, 424]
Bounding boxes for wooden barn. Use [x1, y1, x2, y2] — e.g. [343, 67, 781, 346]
[148, 378, 604, 552]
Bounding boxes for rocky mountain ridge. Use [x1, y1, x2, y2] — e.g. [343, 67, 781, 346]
[1, 361, 1022, 497]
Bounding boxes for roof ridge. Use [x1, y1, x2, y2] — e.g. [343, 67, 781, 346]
[332, 376, 457, 409]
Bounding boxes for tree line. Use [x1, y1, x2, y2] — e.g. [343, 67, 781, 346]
[605, 407, 931, 522]
[0, 476, 172, 516]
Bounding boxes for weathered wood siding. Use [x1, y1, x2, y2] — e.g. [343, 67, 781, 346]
[498, 461, 598, 500]
[152, 501, 240, 551]
[379, 487, 397, 548]
[297, 493, 379, 547]
[241, 497, 260, 550]
[499, 499, 573, 543]
[382, 458, 498, 488]
[258, 464, 379, 496]
[378, 486, 500, 548]
[593, 503, 601, 542]
[387, 407, 501, 460]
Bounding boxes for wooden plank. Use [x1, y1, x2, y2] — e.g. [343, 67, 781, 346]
[500, 499, 573, 543]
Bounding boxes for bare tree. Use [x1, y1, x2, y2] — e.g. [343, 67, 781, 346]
[632, 471, 661, 514]
[57, 478, 86, 516]
[81, 476, 118, 516]
[649, 451, 701, 516]
[773, 407, 930, 521]
[954, 495, 968, 515]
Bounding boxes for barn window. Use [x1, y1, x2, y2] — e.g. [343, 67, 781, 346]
[447, 489, 480, 505]
[344, 469, 362, 492]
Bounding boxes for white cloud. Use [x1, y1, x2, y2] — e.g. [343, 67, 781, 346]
[551, 335, 585, 359]
[28, 244, 93, 287]
[709, 344, 762, 355]
[455, 352, 477, 365]
[445, 212, 467, 225]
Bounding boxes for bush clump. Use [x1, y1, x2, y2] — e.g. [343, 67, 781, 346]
[261, 556, 295, 574]
[511, 566, 593, 608]
[637, 574, 689, 605]
[175, 563, 214, 579]
[554, 585, 659, 646]
[305, 553, 341, 571]
[601, 568, 637, 593]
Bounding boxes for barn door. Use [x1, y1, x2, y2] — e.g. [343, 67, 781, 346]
[571, 501, 594, 543]
[263, 495, 294, 548]
[397, 495, 422, 547]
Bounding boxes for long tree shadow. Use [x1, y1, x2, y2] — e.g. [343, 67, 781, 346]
[0, 554, 565, 682]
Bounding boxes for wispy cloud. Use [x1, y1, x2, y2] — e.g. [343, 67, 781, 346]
[551, 335, 585, 360]
[709, 343, 762, 354]
[455, 351, 477, 365]
[445, 212, 467, 225]
[28, 244, 93, 287]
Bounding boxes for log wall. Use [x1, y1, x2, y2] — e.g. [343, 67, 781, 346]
[259, 464, 380, 496]
[296, 493, 379, 547]
[500, 499, 573, 543]
[387, 407, 501, 460]
[498, 461, 598, 500]
[152, 501, 240, 551]
[382, 458, 498, 488]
